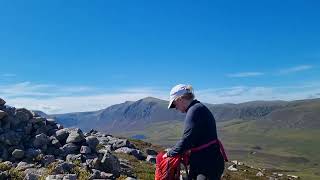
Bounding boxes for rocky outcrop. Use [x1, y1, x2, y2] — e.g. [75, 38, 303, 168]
[0, 98, 158, 179]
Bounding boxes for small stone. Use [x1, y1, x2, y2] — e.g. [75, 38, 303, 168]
[231, 160, 238, 164]
[51, 137, 62, 148]
[33, 133, 50, 148]
[100, 152, 121, 177]
[146, 148, 158, 156]
[55, 129, 69, 142]
[45, 174, 77, 180]
[30, 117, 46, 124]
[25, 148, 42, 159]
[66, 154, 82, 162]
[46, 119, 56, 125]
[42, 155, 55, 167]
[227, 164, 238, 171]
[66, 128, 85, 144]
[0, 171, 9, 179]
[24, 172, 40, 180]
[146, 155, 156, 164]
[52, 162, 75, 174]
[287, 174, 299, 179]
[115, 147, 135, 154]
[0, 98, 6, 106]
[56, 124, 63, 129]
[89, 169, 101, 179]
[85, 136, 99, 150]
[12, 149, 25, 159]
[100, 172, 114, 179]
[0, 110, 8, 120]
[16, 108, 33, 122]
[16, 161, 34, 171]
[125, 177, 137, 180]
[80, 146, 91, 154]
[256, 171, 264, 176]
[60, 143, 79, 155]
[112, 139, 132, 149]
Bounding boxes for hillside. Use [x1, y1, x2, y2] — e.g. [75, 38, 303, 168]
[45, 97, 320, 179]
[50, 97, 185, 132]
[1, 97, 308, 179]
[50, 97, 320, 133]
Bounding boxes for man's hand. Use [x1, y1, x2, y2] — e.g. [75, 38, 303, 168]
[162, 148, 171, 158]
[162, 152, 168, 158]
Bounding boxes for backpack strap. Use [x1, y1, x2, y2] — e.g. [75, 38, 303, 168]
[190, 139, 228, 162]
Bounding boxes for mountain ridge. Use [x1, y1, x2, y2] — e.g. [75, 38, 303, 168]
[46, 97, 320, 132]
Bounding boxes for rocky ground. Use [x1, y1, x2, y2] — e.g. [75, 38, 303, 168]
[0, 97, 300, 180]
[0, 97, 159, 180]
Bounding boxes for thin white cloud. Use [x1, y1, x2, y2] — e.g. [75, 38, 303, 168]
[227, 72, 264, 78]
[197, 83, 320, 104]
[118, 87, 166, 94]
[2, 73, 17, 77]
[279, 65, 313, 74]
[5, 91, 167, 114]
[0, 82, 98, 98]
[227, 65, 315, 78]
[2, 81, 320, 114]
[215, 86, 248, 97]
[1, 82, 167, 114]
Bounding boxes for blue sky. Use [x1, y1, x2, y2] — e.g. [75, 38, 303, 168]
[1, 1, 319, 113]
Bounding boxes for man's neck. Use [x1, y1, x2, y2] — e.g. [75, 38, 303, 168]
[183, 99, 194, 112]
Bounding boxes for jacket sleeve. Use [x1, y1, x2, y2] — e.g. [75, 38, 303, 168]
[167, 108, 198, 157]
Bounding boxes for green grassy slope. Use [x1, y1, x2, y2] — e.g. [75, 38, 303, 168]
[115, 119, 320, 179]
[219, 120, 320, 179]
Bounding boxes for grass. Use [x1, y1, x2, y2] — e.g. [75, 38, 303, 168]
[0, 162, 11, 171]
[8, 168, 24, 180]
[38, 160, 91, 180]
[117, 120, 184, 146]
[128, 138, 164, 153]
[71, 166, 91, 180]
[0, 162, 24, 180]
[113, 137, 163, 179]
[39, 162, 58, 180]
[114, 152, 155, 180]
[96, 143, 106, 151]
[70, 159, 91, 180]
[113, 118, 320, 179]
[219, 120, 320, 179]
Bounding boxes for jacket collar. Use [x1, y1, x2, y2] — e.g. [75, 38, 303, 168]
[186, 99, 199, 112]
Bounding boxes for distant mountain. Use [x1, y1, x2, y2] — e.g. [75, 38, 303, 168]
[49, 97, 320, 133]
[206, 100, 287, 121]
[50, 97, 185, 132]
[256, 98, 320, 129]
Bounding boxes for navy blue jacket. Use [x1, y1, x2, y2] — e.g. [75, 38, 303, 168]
[167, 100, 224, 177]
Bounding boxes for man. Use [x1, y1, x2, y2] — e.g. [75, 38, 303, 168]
[163, 84, 227, 180]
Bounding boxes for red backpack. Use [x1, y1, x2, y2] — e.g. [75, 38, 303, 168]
[155, 151, 189, 180]
[155, 139, 228, 180]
